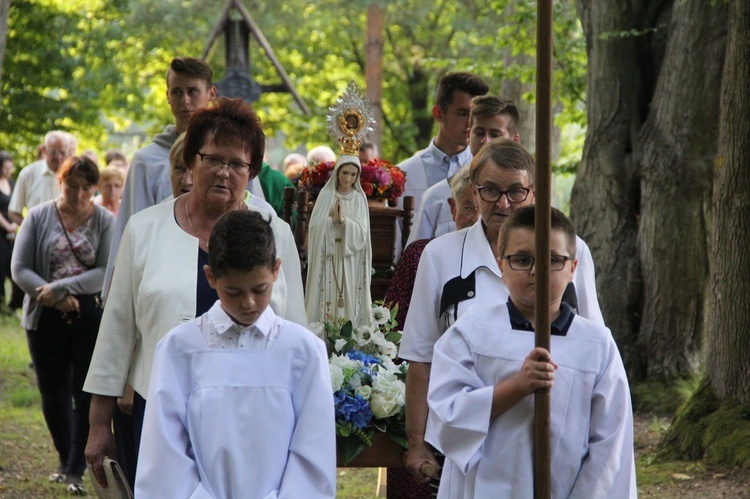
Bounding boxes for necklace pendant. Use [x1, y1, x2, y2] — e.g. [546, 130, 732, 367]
[338, 296, 344, 308]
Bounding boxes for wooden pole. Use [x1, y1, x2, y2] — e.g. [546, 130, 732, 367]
[534, 0, 553, 498]
[365, 4, 384, 152]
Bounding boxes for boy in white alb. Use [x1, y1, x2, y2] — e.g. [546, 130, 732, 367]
[427, 206, 636, 498]
[135, 211, 336, 498]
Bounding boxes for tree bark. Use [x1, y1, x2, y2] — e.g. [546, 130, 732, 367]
[636, 0, 726, 381]
[365, 5, 384, 151]
[569, 1, 647, 377]
[706, 0, 750, 404]
[571, 0, 727, 382]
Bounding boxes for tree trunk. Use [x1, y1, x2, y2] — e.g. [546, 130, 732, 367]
[636, 0, 726, 381]
[571, 0, 727, 382]
[365, 5, 384, 152]
[408, 67, 432, 151]
[569, 1, 647, 377]
[706, 0, 750, 404]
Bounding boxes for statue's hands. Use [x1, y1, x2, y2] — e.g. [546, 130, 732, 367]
[331, 198, 344, 224]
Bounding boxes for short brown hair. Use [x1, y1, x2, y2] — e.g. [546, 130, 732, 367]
[167, 57, 213, 88]
[435, 72, 489, 109]
[470, 95, 520, 135]
[183, 98, 265, 179]
[470, 138, 535, 185]
[105, 149, 127, 165]
[57, 156, 99, 185]
[498, 205, 577, 257]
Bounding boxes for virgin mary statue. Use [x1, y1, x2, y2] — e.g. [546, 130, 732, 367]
[305, 83, 373, 327]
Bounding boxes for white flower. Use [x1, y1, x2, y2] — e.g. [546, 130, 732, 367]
[355, 385, 372, 400]
[370, 305, 391, 326]
[381, 340, 398, 359]
[371, 331, 386, 346]
[329, 354, 359, 371]
[349, 373, 362, 389]
[356, 325, 375, 347]
[334, 338, 348, 352]
[330, 364, 344, 392]
[370, 372, 406, 419]
[377, 356, 398, 371]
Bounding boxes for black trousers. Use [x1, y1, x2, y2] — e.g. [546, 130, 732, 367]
[113, 390, 146, 491]
[26, 300, 102, 477]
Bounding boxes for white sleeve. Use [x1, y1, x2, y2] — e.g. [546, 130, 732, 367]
[399, 245, 443, 362]
[277, 339, 336, 498]
[574, 236, 605, 326]
[569, 337, 637, 498]
[83, 220, 139, 397]
[8, 167, 30, 215]
[273, 217, 307, 328]
[426, 312, 494, 472]
[135, 336, 210, 499]
[407, 191, 436, 245]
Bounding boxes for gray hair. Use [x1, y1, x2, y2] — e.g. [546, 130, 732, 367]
[449, 163, 472, 201]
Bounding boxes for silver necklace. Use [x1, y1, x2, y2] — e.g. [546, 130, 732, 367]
[184, 198, 245, 245]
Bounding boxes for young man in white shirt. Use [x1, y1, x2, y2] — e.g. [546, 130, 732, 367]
[395, 72, 489, 257]
[135, 210, 335, 498]
[408, 95, 520, 245]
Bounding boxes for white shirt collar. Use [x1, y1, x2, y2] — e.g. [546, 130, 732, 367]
[204, 300, 275, 339]
[460, 219, 501, 279]
[427, 138, 473, 165]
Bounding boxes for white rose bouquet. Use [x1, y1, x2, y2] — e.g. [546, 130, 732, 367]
[315, 303, 408, 464]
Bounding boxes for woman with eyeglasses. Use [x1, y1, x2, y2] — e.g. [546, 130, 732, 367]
[83, 98, 305, 491]
[11, 156, 114, 494]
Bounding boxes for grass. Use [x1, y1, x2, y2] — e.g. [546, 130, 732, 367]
[0, 313, 382, 498]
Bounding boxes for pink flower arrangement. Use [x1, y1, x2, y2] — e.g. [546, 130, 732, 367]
[299, 158, 407, 203]
[360, 159, 406, 203]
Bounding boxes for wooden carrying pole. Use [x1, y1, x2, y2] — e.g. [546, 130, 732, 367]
[534, 0, 553, 498]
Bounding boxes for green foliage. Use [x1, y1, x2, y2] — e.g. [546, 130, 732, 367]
[631, 375, 702, 414]
[658, 379, 750, 468]
[1, 0, 587, 169]
[659, 379, 721, 461]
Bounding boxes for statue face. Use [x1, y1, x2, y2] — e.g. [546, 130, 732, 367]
[336, 164, 359, 194]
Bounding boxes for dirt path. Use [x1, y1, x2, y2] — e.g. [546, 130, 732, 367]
[634, 413, 750, 498]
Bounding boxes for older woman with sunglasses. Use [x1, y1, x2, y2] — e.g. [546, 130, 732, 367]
[83, 98, 305, 490]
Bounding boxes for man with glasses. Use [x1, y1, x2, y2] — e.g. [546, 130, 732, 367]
[399, 138, 604, 489]
[9, 130, 72, 225]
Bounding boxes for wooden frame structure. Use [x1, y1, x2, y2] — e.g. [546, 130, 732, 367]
[202, 0, 309, 114]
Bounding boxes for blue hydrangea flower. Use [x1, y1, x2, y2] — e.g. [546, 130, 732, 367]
[334, 392, 373, 429]
[347, 350, 382, 366]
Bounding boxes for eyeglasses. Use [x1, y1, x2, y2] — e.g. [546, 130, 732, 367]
[501, 254, 574, 272]
[475, 185, 531, 204]
[197, 152, 251, 175]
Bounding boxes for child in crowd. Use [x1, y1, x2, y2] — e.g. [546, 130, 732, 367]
[426, 206, 636, 498]
[135, 210, 336, 498]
